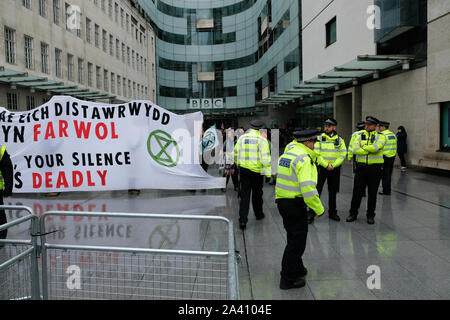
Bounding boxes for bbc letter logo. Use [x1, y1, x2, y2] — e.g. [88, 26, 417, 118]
[367, 5, 381, 30]
[366, 265, 381, 290]
[66, 265, 81, 290]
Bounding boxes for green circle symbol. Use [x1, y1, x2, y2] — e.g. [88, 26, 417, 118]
[147, 130, 180, 167]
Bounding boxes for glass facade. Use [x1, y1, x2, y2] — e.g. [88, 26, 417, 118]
[137, 0, 302, 114]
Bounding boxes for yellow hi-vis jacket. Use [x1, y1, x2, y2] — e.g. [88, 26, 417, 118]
[380, 129, 397, 158]
[284, 139, 297, 153]
[275, 143, 325, 216]
[353, 130, 386, 165]
[0, 146, 6, 190]
[347, 130, 365, 161]
[233, 129, 271, 177]
[314, 133, 347, 169]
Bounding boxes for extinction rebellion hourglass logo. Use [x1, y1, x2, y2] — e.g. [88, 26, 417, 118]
[147, 130, 180, 167]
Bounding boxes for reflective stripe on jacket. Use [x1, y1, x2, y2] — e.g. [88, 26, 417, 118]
[347, 130, 365, 161]
[314, 133, 347, 168]
[353, 130, 386, 165]
[380, 129, 397, 158]
[275, 143, 325, 216]
[233, 129, 271, 177]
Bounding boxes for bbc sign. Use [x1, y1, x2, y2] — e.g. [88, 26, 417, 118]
[190, 98, 224, 109]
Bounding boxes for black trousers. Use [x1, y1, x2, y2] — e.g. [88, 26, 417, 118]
[316, 166, 341, 215]
[277, 198, 308, 281]
[0, 192, 6, 239]
[238, 167, 264, 224]
[225, 173, 239, 188]
[350, 164, 382, 218]
[398, 152, 407, 167]
[381, 156, 395, 194]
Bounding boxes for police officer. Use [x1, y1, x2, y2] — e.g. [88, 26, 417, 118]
[0, 145, 14, 240]
[233, 120, 271, 230]
[347, 116, 386, 225]
[308, 119, 347, 224]
[348, 121, 367, 162]
[378, 121, 397, 195]
[276, 129, 324, 289]
[348, 121, 367, 196]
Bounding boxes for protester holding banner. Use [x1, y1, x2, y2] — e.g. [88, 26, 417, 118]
[0, 145, 14, 240]
[233, 120, 271, 230]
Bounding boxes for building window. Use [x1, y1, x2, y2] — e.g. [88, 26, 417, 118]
[23, 0, 31, 9]
[26, 96, 36, 110]
[4, 27, 16, 64]
[76, 13, 82, 38]
[127, 47, 130, 65]
[109, 35, 114, 56]
[95, 24, 100, 47]
[114, 3, 119, 23]
[41, 42, 49, 74]
[326, 17, 337, 47]
[7, 93, 18, 110]
[53, 0, 60, 25]
[120, 8, 124, 28]
[108, 0, 113, 18]
[96, 66, 102, 89]
[86, 18, 91, 43]
[133, 82, 136, 98]
[441, 102, 450, 151]
[78, 58, 84, 84]
[111, 72, 115, 94]
[55, 48, 62, 77]
[104, 70, 109, 92]
[102, 30, 107, 52]
[117, 75, 121, 96]
[132, 50, 135, 69]
[123, 77, 127, 97]
[24, 35, 34, 69]
[101, 0, 106, 12]
[128, 80, 131, 98]
[67, 54, 74, 81]
[88, 62, 93, 87]
[116, 39, 120, 59]
[121, 43, 125, 63]
[39, 0, 47, 18]
[65, 3, 70, 30]
[126, 14, 129, 32]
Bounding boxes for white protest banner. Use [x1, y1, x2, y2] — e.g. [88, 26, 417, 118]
[0, 96, 225, 192]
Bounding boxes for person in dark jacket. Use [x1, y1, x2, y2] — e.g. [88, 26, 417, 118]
[397, 126, 408, 171]
[0, 145, 14, 239]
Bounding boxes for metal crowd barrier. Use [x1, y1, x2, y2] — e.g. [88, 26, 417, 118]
[0, 206, 40, 300]
[39, 211, 240, 300]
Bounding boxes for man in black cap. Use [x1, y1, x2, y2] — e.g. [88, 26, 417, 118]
[307, 118, 347, 224]
[233, 120, 272, 230]
[276, 129, 324, 289]
[347, 116, 386, 224]
[348, 121, 367, 196]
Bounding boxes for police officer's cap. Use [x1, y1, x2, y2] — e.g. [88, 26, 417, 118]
[293, 129, 320, 142]
[356, 121, 366, 130]
[365, 116, 380, 125]
[379, 121, 390, 127]
[324, 118, 338, 126]
[250, 119, 265, 129]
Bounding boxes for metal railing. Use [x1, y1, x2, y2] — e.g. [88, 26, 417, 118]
[39, 211, 239, 300]
[0, 206, 40, 300]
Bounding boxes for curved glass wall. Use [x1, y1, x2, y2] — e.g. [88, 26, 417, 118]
[137, 0, 302, 114]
